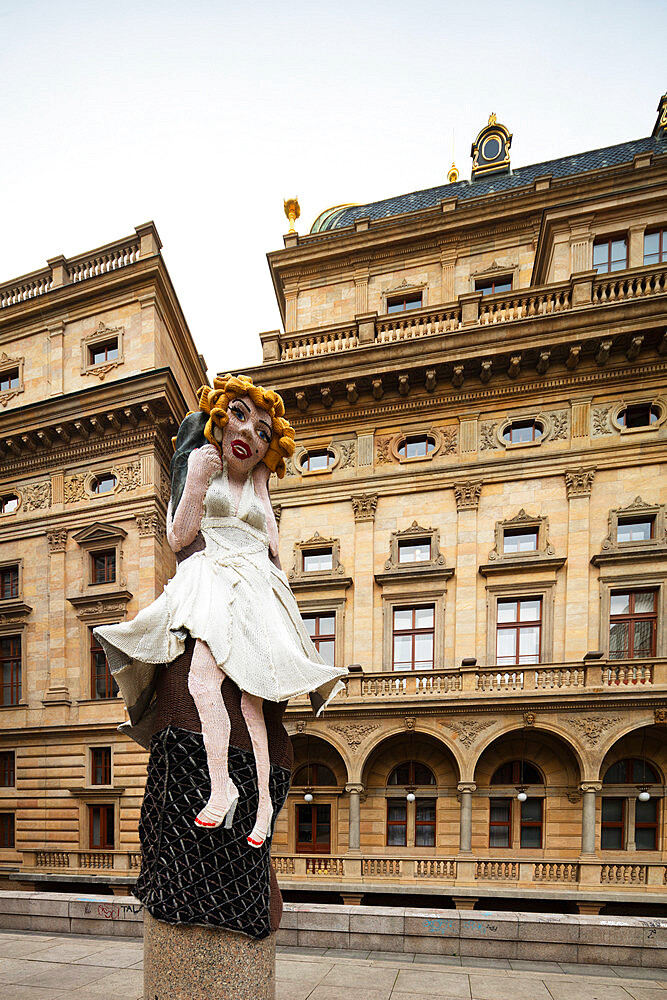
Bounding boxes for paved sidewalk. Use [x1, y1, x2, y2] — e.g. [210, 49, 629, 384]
[0, 928, 665, 999]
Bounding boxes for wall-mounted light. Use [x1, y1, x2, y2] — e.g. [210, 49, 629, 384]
[406, 792, 416, 803]
[637, 787, 651, 802]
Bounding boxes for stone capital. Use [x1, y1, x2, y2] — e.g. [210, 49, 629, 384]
[565, 467, 596, 499]
[345, 783, 364, 795]
[351, 493, 378, 522]
[457, 782, 477, 794]
[580, 782, 602, 794]
[453, 481, 482, 511]
[46, 528, 68, 553]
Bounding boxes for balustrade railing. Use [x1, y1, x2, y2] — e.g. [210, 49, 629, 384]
[281, 325, 358, 360]
[376, 306, 461, 343]
[24, 849, 140, 873]
[479, 285, 571, 325]
[331, 658, 666, 703]
[593, 264, 667, 304]
[67, 241, 140, 283]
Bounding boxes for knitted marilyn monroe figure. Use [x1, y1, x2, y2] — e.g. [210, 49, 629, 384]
[95, 375, 346, 934]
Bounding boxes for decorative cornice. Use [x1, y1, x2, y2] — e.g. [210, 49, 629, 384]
[565, 467, 596, 499]
[351, 493, 378, 521]
[67, 590, 132, 621]
[454, 481, 482, 511]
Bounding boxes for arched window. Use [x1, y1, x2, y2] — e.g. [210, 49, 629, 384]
[293, 763, 337, 786]
[489, 760, 543, 850]
[491, 760, 543, 785]
[603, 759, 659, 785]
[397, 435, 436, 459]
[301, 449, 334, 472]
[91, 474, 117, 495]
[502, 420, 544, 444]
[601, 758, 661, 851]
[387, 761, 436, 786]
[386, 761, 436, 848]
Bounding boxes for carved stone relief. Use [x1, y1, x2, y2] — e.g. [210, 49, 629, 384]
[453, 481, 483, 511]
[550, 410, 569, 440]
[64, 474, 87, 503]
[339, 441, 356, 469]
[351, 494, 378, 522]
[21, 482, 52, 511]
[592, 407, 612, 437]
[480, 422, 497, 450]
[440, 427, 458, 454]
[565, 467, 596, 499]
[115, 461, 141, 492]
[46, 528, 68, 552]
[439, 717, 494, 749]
[566, 715, 621, 746]
[376, 436, 393, 464]
[135, 511, 165, 538]
[330, 723, 380, 752]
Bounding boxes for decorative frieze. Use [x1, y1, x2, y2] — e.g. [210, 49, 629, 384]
[592, 406, 612, 437]
[64, 474, 87, 503]
[453, 481, 482, 511]
[550, 410, 569, 440]
[439, 717, 494, 749]
[567, 715, 621, 746]
[376, 436, 392, 464]
[441, 427, 458, 454]
[565, 467, 596, 499]
[351, 493, 378, 522]
[116, 461, 141, 492]
[46, 528, 68, 552]
[339, 441, 356, 469]
[330, 723, 380, 752]
[21, 481, 52, 511]
[479, 421, 497, 450]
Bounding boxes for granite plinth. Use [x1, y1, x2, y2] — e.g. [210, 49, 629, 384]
[144, 910, 275, 1000]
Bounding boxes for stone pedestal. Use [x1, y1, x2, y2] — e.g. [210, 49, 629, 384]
[144, 910, 275, 1000]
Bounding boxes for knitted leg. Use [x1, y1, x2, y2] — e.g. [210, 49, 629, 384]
[187, 639, 238, 829]
[240, 692, 273, 848]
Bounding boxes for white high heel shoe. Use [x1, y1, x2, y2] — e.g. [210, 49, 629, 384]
[194, 779, 239, 830]
[247, 802, 273, 848]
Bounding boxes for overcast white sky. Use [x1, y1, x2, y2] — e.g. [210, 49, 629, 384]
[1, 0, 665, 377]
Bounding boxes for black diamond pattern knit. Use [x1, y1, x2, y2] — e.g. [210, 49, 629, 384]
[134, 725, 291, 939]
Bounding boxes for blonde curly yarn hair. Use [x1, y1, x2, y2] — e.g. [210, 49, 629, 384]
[196, 373, 295, 478]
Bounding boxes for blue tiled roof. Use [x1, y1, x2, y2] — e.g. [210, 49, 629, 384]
[318, 135, 667, 232]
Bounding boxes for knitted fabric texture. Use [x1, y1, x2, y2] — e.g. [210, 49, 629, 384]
[167, 445, 220, 552]
[134, 725, 290, 938]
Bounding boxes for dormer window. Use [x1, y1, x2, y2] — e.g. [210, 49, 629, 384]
[617, 518, 654, 543]
[302, 548, 333, 573]
[0, 369, 19, 392]
[301, 449, 334, 472]
[398, 539, 431, 563]
[89, 339, 119, 366]
[593, 236, 627, 274]
[387, 292, 422, 313]
[475, 277, 512, 295]
[503, 420, 543, 444]
[397, 435, 436, 459]
[503, 528, 538, 554]
[618, 403, 660, 428]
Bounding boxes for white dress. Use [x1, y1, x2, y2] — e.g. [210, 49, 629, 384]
[95, 463, 346, 745]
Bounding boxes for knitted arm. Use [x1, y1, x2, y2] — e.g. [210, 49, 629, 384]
[167, 444, 221, 553]
[252, 463, 281, 568]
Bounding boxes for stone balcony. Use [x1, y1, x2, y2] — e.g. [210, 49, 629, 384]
[259, 262, 667, 387]
[286, 658, 667, 713]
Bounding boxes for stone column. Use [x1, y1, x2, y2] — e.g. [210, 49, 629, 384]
[580, 782, 601, 855]
[136, 511, 166, 602]
[453, 483, 482, 665]
[458, 782, 476, 854]
[346, 783, 364, 852]
[564, 469, 596, 660]
[626, 796, 636, 851]
[350, 495, 377, 667]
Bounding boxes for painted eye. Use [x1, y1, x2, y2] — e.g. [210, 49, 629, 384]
[231, 406, 245, 421]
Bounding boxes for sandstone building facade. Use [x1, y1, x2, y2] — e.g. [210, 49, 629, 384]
[244, 96, 667, 913]
[1, 95, 666, 914]
[0, 224, 205, 891]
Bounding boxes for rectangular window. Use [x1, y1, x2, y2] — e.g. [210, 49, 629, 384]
[496, 598, 541, 666]
[489, 798, 511, 847]
[398, 539, 431, 563]
[415, 798, 436, 847]
[475, 277, 513, 296]
[635, 798, 658, 850]
[503, 528, 538, 554]
[296, 803, 331, 853]
[609, 590, 657, 659]
[89, 804, 114, 849]
[91, 747, 111, 786]
[302, 548, 333, 573]
[520, 798, 543, 848]
[91, 550, 116, 585]
[386, 800, 407, 846]
[593, 237, 627, 274]
[601, 797, 625, 849]
[0, 369, 20, 392]
[617, 518, 654, 543]
[644, 228, 666, 266]
[89, 339, 119, 365]
[90, 629, 118, 699]
[0, 751, 15, 787]
[387, 292, 422, 313]
[0, 813, 15, 848]
[392, 605, 434, 670]
[0, 635, 21, 706]
[0, 565, 19, 601]
[303, 614, 335, 667]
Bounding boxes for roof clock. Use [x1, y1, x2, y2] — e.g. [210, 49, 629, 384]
[652, 92, 667, 138]
[471, 112, 512, 180]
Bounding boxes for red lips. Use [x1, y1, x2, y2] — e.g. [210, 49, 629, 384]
[231, 439, 252, 459]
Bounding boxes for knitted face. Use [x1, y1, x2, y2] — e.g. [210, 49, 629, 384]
[209, 394, 272, 475]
